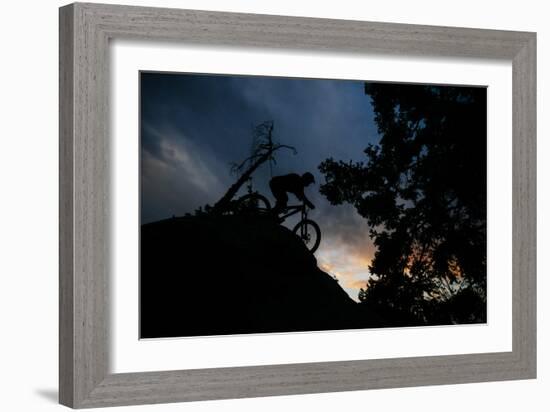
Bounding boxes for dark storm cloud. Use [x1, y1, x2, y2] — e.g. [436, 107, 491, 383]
[141, 123, 232, 222]
[140, 72, 380, 298]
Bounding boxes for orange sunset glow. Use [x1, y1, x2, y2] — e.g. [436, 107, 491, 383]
[316, 232, 376, 301]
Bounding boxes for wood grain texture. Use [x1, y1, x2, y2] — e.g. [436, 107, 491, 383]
[512, 35, 537, 374]
[59, 2, 537, 408]
[59, 4, 75, 407]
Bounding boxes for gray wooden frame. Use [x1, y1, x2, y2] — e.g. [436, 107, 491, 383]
[59, 2, 536, 408]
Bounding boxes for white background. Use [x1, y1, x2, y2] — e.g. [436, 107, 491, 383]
[0, 1, 546, 411]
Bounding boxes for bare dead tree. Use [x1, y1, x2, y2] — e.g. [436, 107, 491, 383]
[212, 121, 296, 213]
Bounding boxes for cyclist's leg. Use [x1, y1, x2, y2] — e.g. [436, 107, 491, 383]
[269, 181, 288, 215]
[273, 192, 288, 216]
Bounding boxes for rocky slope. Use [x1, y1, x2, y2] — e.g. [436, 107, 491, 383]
[140, 214, 381, 338]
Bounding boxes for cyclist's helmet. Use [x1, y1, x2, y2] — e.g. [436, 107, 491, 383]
[302, 172, 315, 185]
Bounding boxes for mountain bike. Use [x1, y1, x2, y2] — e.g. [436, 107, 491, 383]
[234, 192, 321, 253]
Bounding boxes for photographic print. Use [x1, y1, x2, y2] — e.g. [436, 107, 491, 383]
[139, 72, 487, 339]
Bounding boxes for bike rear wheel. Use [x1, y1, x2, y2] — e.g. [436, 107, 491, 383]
[292, 219, 321, 253]
[234, 193, 272, 214]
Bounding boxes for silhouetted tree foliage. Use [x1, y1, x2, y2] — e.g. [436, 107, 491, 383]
[320, 83, 487, 326]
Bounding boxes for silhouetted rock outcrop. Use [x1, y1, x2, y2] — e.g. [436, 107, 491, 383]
[140, 214, 381, 338]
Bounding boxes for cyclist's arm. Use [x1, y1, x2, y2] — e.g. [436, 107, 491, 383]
[302, 193, 315, 209]
[295, 187, 315, 209]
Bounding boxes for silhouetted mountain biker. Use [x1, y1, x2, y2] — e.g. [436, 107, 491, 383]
[269, 172, 316, 215]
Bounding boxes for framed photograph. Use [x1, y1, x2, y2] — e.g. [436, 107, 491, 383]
[59, 2, 536, 408]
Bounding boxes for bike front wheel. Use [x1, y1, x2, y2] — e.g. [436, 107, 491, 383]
[292, 219, 321, 253]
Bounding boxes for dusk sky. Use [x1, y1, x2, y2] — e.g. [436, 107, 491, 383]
[140, 72, 381, 300]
